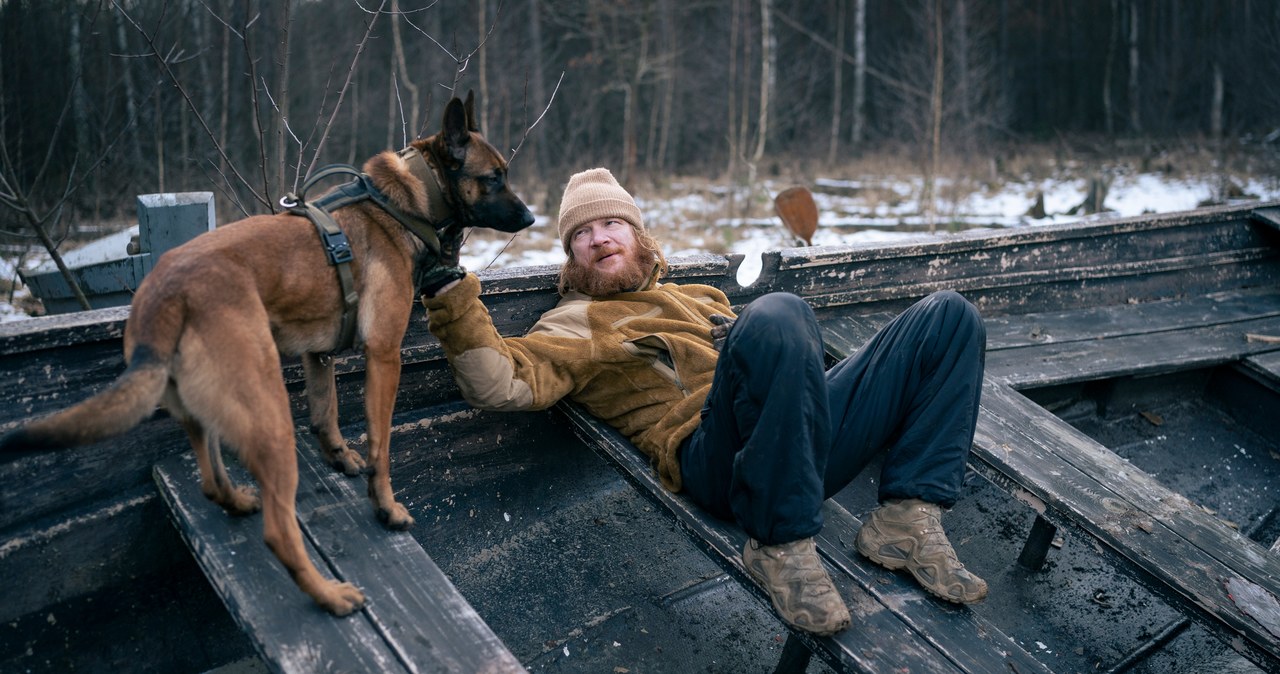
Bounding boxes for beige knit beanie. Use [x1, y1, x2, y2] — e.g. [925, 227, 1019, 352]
[556, 168, 644, 252]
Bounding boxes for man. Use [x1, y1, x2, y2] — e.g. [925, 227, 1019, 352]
[420, 168, 988, 637]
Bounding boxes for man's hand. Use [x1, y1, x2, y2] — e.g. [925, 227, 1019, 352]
[417, 225, 467, 297]
[709, 314, 736, 352]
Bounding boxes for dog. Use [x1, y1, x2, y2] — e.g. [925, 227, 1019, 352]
[0, 92, 534, 616]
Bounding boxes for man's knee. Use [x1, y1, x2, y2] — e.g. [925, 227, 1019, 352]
[921, 290, 985, 344]
[733, 293, 821, 355]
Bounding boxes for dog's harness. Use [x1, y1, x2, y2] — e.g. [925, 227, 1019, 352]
[280, 148, 458, 353]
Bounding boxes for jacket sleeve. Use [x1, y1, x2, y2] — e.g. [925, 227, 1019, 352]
[421, 273, 584, 412]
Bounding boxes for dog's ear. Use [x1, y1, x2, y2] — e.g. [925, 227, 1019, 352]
[463, 90, 479, 133]
[442, 96, 471, 165]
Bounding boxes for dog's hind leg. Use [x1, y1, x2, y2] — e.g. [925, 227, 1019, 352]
[253, 429, 366, 616]
[301, 352, 365, 476]
[177, 307, 365, 616]
[183, 415, 260, 515]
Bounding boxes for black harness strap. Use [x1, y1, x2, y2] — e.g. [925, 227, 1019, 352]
[281, 151, 457, 354]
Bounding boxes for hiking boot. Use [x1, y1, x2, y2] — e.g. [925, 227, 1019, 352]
[743, 537, 851, 636]
[856, 498, 988, 604]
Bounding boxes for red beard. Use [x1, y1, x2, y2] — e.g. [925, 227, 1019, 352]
[561, 243, 656, 297]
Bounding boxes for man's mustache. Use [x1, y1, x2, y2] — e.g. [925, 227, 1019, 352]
[594, 247, 625, 263]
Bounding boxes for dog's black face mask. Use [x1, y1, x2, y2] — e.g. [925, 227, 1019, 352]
[453, 163, 536, 234]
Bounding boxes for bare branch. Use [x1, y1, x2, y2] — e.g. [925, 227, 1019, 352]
[302, 0, 389, 182]
[451, 1, 505, 93]
[240, 10, 272, 209]
[192, 0, 246, 41]
[508, 71, 565, 165]
[110, 0, 271, 210]
[261, 79, 303, 148]
[772, 7, 931, 102]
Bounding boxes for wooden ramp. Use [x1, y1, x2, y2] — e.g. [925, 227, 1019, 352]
[153, 431, 523, 674]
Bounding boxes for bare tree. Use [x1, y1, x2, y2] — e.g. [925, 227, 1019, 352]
[1127, 0, 1142, 134]
[850, 0, 866, 149]
[925, 0, 944, 232]
[826, 0, 845, 165]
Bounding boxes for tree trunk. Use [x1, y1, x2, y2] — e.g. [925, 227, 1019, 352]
[1210, 60, 1224, 141]
[653, 0, 676, 172]
[218, 0, 231, 182]
[752, 0, 773, 163]
[826, 0, 845, 166]
[927, 0, 944, 233]
[726, 0, 740, 183]
[390, 0, 421, 144]
[1103, 0, 1118, 135]
[155, 86, 166, 193]
[275, 0, 293, 195]
[956, 0, 971, 133]
[113, 6, 143, 171]
[68, 5, 91, 156]
[526, 0, 546, 170]
[1127, 0, 1142, 133]
[478, 0, 489, 134]
[850, 0, 866, 148]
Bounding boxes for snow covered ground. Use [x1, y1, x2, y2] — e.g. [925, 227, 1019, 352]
[3, 169, 1277, 322]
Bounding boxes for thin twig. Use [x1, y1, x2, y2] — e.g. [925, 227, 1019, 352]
[241, 9, 272, 210]
[302, 0, 389, 183]
[508, 70, 564, 164]
[481, 234, 518, 271]
[110, 0, 270, 210]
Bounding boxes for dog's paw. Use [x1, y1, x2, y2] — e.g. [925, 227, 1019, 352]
[327, 448, 366, 477]
[318, 581, 367, 617]
[376, 502, 415, 530]
[228, 486, 263, 515]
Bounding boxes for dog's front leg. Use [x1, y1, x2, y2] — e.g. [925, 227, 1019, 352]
[302, 352, 365, 476]
[363, 345, 414, 529]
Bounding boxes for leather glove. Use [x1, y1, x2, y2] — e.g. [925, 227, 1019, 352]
[417, 225, 467, 297]
[709, 314, 736, 352]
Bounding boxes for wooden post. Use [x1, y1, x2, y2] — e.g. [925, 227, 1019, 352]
[1017, 514, 1058, 571]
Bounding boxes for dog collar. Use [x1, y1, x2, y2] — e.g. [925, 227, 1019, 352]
[397, 146, 458, 232]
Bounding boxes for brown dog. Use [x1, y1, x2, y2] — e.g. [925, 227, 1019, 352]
[0, 93, 534, 615]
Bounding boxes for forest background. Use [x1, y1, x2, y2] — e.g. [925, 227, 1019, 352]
[1, 0, 1278, 314]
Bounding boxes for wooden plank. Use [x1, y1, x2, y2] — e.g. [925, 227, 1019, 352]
[972, 382, 1280, 667]
[986, 314, 1280, 388]
[154, 435, 523, 674]
[1244, 350, 1280, 385]
[290, 433, 524, 674]
[819, 313, 1280, 668]
[558, 401, 981, 674]
[154, 453, 402, 674]
[982, 288, 1280, 350]
[814, 501, 1052, 674]
[1252, 206, 1280, 233]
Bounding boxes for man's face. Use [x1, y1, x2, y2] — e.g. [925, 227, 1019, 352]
[569, 218, 636, 274]
[562, 217, 652, 297]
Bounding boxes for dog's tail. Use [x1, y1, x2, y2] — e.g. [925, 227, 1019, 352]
[0, 344, 171, 453]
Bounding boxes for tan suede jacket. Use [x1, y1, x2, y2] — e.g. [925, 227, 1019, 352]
[423, 272, 735, 492]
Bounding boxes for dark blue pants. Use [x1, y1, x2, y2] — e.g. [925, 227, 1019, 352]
[679, 291, 986, 546]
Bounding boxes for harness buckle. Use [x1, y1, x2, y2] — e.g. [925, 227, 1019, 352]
[319, 227, 354, 265]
